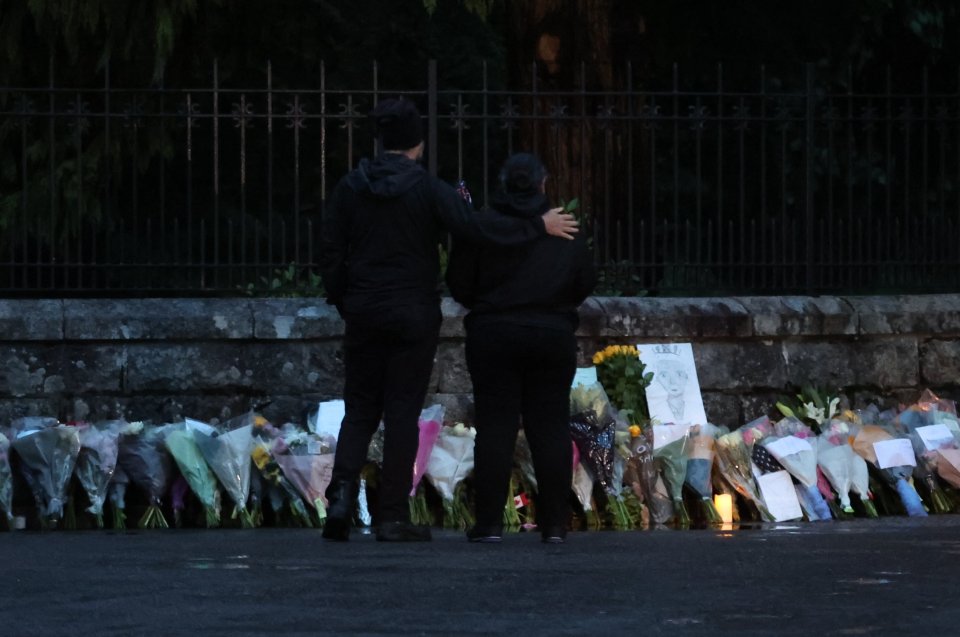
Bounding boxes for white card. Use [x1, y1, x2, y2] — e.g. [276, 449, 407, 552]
[572, 367, 598, 388]
[873, 438, 917, 469]
[916, 424, 955, 451]
[653, 423, 692, 450]
[757, 470, 804, 521]
[765, 435, 813, 459]
[312, 400, 345, 439]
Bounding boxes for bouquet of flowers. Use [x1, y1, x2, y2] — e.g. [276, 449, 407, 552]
[250, 435, 314, 527]
[593, 344, 654, 428]
[409, 405, 444, 526]
[765, 417, 832, 521]
[273, 430, 335, 524]
[715, 419, 771, 521]
[570, 379, 631, 526]
[653, 425, 692, 527]
[75, 423, 121, 527]
[164, 424, 221, 527]
[192, 414, 256, 527]
[571, 441, 600, 528]
[891, 391, 956, 514]
[623, 425, 672, 526]
[816, 419, 877, 517]
[11, 419, 81, 525]
[425, 422, 476, 529]
[0, 431, 14, 527]
[776, 386, 841, 435]
[851, 424, 927, 517]
[119, 422, 177, 529]
[684, 423, 723, 525]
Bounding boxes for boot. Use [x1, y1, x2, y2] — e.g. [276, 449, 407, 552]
[322, 479, 358, 541]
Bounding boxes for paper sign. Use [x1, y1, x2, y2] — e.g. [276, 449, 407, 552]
[185, 418, 217, 436]
[873, 438, 917, 469]
[572, 367, 598, 388]
[312, 400, 345, 440]
[653, 423, 692, 450]
[765, 435, 813, 459]
[916, 424, 955, 451]
[757, 470, 804, 521]
[637, 343, 708, 426]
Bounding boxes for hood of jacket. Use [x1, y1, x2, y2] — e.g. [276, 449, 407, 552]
[345, 153, 427, 198]
[489, 188, 549, 219]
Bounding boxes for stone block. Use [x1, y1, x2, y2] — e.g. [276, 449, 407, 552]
[0, 345, 64, 398]
[0, 300, 63, 341]
[251, 299, 343, 339]
[737, 296, 856, 337]
[848, 294, 960, 336]
[0, 398, 62, 423]
[783, 338, 918, 389]
[439, 298, 468, 338]
[64, 299, 254, 340]
[60, 346, 127, 394]
[693, 341, 787, 391]
[125, 344, 251, 392]
[597, 297, 751, 339]
[426, 393, 475, 424]
[701, 392, 742, 426]
[920, 340, 960, 387]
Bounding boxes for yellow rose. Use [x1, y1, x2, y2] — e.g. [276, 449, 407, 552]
[628, 425, 641, 438]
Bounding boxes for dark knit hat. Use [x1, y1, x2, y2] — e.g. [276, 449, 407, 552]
[498, 153, 547, 195]
[369, 98, 423, 150]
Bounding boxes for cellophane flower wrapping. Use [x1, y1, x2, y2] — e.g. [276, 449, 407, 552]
[118, 422, 177, 528]
[625, 428, 672, 526]
[250, 427, 314, 527]
[684, 423, 723, 524]
[569, 382, 617, 495]
[891, 391, 957, 514]
[192, 414, 256, 527]
[851, 424, 927, 517]
[572, 458, 598, 527]
[715, 421, 772, 521]
[764, 418, 832, 521]
[425, 423, 476, 529]
[75, 423, 120, 527]
[653, 431, 692, 526]
[108, 467, 129, 529]
[164, 425, 221, 527]
[11, 420, 81, 523]
[409, 405, 444, 525]
[273, 431, 335, 523]
[514, 431, 539, 493]
[0, 431, 13, 524]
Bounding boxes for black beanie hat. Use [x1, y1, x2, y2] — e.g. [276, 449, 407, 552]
[499, 153, 547, 195]
[370, 98, 423, 150]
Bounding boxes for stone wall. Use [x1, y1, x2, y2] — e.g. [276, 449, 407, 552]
[2, 295, 959, 426]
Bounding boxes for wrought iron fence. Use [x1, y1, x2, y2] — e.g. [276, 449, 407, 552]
[2, 61, 959, 296]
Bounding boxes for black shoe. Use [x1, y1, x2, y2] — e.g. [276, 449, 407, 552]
[322, 479, 358, 541]
[376, 521, 432, 542]
[540, 526, 567, 544]
[466, 525, 503, 543]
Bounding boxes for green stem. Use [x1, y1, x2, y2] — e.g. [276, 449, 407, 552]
[861, 497, 879, 519]
[673, 499, 690, 528]
[701, 498, 723, 526]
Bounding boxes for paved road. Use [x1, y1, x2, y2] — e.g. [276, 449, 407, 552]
[2, 518, 959, 636]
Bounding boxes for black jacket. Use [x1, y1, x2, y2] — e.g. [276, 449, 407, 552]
[445, 190, 597, 333]
[320, 154, 546, 319]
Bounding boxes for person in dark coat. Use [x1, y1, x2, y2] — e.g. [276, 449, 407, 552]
[446, 152, 597, 544]
[319, 99, 579, 542]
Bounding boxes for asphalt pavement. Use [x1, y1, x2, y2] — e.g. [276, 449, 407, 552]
[2, 517, 959, 636]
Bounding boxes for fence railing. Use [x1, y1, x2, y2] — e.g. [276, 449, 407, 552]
[2, 61, 959, 296]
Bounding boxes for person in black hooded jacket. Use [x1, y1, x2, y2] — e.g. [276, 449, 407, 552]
[446, 153, 596, 544]
[319, 99, 579, 542]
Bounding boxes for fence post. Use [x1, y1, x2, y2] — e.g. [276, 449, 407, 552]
[804, 62, 815, 294]
[428, 60, 438, 177]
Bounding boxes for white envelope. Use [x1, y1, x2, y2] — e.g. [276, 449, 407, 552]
[873, 438, 917, 469]
[757, 470, 804, 521]
[916, 424, 955, 452]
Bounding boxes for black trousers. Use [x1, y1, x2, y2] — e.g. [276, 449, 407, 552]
[329, 305, 440, 523]
[465, 320, 577, 531]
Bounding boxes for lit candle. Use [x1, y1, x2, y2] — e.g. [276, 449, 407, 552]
[714, 493, 734, 524]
